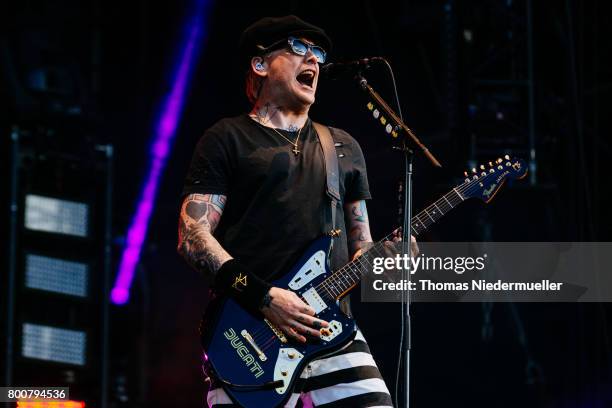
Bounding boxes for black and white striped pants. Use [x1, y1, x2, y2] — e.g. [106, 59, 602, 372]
[206, 330, 393, 408]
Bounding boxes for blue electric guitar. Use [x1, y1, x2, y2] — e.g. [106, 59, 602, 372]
[201, 156, 527, 407]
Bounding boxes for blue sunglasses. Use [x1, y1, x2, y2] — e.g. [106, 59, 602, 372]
[262, 36, 327, 64]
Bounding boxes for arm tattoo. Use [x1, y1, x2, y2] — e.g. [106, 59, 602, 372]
[177, 194, 231, 278]
[345, 200, 373, 256]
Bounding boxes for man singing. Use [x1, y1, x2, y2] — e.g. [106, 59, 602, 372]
[178, 15, 400, 407]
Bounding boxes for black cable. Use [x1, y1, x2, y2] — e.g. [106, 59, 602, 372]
[373, 57, 404, 123]
[371, 55, 407, 408]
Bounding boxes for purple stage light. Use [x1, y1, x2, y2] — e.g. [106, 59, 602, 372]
[112, 0, 209, 305]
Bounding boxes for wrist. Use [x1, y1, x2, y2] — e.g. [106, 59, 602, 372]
[259, 289, 273, 310]
[215, 259, 271, 313]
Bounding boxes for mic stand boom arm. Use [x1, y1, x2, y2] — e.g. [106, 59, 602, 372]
[356, 74, 442, 168]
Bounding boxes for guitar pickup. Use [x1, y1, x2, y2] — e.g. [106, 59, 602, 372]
[241, 329, 267, 362]
[302, 288, 327, 314]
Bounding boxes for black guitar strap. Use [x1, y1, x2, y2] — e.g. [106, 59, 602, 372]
[312, 122, 340, 235]
[313, 122, 354, 317]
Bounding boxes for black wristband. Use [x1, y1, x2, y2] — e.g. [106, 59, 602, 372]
[214, 259, 271, 313]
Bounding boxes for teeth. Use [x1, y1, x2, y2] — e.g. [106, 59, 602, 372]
[299, 70, 314, 78]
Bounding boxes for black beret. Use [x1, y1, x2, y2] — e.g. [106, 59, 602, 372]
[239, 15, 332, 66]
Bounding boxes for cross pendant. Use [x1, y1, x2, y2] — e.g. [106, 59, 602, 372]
[292, 146, 300, 156]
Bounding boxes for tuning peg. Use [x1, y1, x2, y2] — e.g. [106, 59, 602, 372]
[504, 154, 510, 160]
[480, 164, 485, 170]
[472, 168, 477, 174]
[497, 158, 503, 164]
[489, 161, 493, 167]
[464, 171, 468, 177]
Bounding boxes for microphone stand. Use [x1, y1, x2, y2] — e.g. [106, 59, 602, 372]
[355, 73, 441, 408]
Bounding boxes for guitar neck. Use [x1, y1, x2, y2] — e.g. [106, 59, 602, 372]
[410, 187, 465, 236]
[321, 186, 467, 299]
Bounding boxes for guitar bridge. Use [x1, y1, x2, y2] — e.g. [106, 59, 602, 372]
[264, 319, 288, 344]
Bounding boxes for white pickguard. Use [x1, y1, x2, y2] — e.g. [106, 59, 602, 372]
[274, 348, 304, 394]
[288, 250, 326, 290]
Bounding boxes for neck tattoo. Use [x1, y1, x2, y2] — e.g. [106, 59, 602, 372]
[252, 103, 279, 126]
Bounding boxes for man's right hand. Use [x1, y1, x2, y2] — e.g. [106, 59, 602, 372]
[260, 287, 329, 343]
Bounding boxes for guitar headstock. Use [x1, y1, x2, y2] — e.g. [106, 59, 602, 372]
[459, 155, 527, 203]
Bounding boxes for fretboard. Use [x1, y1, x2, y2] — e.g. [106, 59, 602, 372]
[316, 187, 466, 300]
[410, 187, 465, 236]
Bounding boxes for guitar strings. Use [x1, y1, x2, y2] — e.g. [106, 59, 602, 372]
[245, 166, 510, 350]
[315, 168, 504, 299]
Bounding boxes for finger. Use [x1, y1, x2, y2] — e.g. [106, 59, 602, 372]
[289, 293, 316, 316]
[311, 317, 329, 329]
[299, 305, 316, 316]
[392, 228, 403, 242]
[298, 315, 329, 329]
[291, 321, 321, 338]
[285, 325, 307, 343]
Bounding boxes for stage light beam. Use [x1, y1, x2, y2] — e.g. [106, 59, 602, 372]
[112, 0, 209, 305]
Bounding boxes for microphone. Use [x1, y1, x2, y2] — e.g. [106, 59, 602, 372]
[320, 57, 382, 79]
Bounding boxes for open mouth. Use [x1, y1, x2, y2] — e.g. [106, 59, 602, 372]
[296, 69, 315, 88]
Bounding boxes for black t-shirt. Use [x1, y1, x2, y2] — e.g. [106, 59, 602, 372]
[182, 114, 371, 282]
